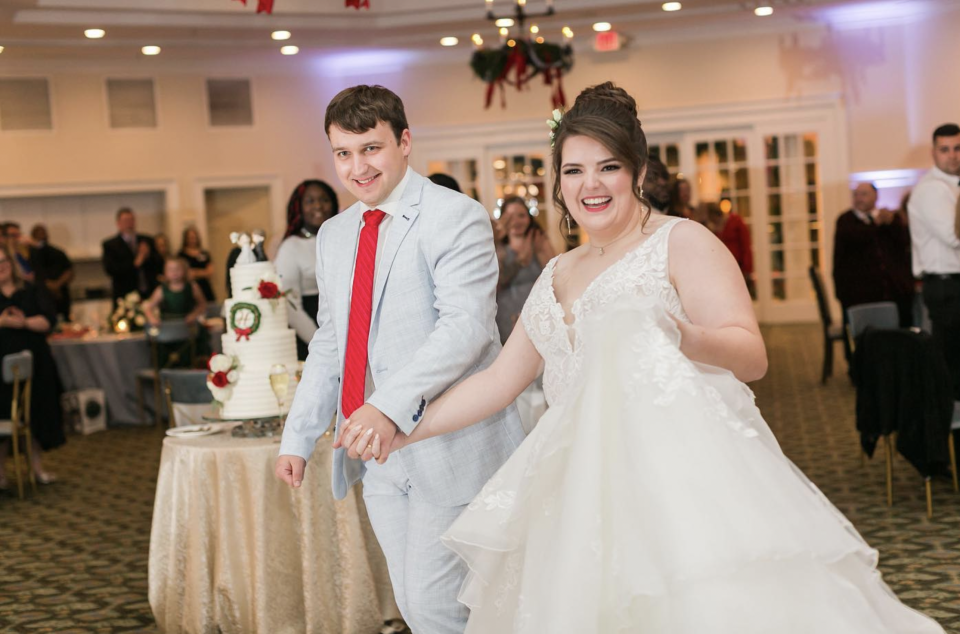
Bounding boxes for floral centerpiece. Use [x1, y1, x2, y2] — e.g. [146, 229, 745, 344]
[109, 291, 147, 333]
[207, 354, 240, 406]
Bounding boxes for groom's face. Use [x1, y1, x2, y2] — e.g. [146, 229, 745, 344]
[329, 121, 412, 208]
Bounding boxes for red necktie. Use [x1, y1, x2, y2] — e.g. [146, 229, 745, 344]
[342, 209, 386, 418]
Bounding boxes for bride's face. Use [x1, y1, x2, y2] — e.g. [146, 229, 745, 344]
[559, 134, 644, 238]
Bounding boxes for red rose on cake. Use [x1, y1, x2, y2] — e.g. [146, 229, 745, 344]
[258, 280, 280, 299]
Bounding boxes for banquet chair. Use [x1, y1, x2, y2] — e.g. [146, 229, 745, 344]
[846, 302, 902, 504]
[161, 369, 212, 427]
[0, 351, 36, 500]
[950, 402, 960, 494]
[808, 266, 845, 384]
[136, 321, 199, 427]
[847, 301, 900, 346]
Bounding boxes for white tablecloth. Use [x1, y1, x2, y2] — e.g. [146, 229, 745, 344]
[149, 426, 399, 633]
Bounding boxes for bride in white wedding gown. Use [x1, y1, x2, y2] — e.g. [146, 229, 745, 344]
[337, 83, 945, 633]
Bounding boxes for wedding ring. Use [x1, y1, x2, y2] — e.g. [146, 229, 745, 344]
[366, 444, 373, 451]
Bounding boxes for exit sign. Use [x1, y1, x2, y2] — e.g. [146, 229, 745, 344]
[594, 30, 622, 52]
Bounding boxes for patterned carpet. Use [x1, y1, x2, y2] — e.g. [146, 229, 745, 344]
[0, 323, 958, 633]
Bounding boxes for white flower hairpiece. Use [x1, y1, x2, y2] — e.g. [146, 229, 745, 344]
[546, 108, 564, 147]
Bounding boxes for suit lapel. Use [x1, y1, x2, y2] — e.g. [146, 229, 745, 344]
[371, 172, 424, 316]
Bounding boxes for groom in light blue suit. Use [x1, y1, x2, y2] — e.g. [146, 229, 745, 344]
[277, 85, 525, 633]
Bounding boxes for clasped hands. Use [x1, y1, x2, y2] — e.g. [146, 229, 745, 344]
[275, 404, 408, 490]
[332, 404, 407, 464]
[0, 306, 26, 329]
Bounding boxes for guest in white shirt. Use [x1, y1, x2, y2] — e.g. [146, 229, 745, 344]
[274, 180, 340, 360]
[908, 123, 960, 395]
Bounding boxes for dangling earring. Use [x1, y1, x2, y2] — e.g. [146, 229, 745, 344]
[565, 213, 573, 236]
[640, 187, 644, 198]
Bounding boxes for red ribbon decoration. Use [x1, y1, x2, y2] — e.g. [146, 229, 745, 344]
[345, 0, 370, 8]
[233, 0, 275, 14]
[234, 327, 253, 341]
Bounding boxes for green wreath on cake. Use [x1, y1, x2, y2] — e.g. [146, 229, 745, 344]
[230, 302, 261, 341]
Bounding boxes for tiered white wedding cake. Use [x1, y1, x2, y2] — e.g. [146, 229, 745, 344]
[217, 259, 299, 419]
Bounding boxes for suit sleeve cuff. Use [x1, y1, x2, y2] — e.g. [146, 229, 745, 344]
[278, 434, 318, 461]
[366, 391, 425, 436]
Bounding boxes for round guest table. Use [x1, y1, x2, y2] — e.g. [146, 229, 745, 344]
[149, 425, 400, 633]
[49, 332, 151, 425]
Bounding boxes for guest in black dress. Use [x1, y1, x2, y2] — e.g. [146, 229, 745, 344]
[274, 180, 339, 360]
[0, 244, 64, 489]
[178, 226, 216, 302]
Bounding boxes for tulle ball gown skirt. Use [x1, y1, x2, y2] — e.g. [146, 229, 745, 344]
[442, 297, 945, 634]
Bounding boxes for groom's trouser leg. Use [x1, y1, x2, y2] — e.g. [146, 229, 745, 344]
[362, 458, 410, 621]
[363, 457, 470, 634]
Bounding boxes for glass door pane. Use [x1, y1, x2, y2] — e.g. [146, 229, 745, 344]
[764, 132, 820, 302]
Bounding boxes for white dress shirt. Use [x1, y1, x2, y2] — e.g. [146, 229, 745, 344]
[359, 165, 412, 284]
[274, 234, 320, 343]
[907, 165, 960, 276]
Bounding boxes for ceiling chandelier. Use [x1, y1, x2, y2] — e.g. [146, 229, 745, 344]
[471, 0, 574, 109]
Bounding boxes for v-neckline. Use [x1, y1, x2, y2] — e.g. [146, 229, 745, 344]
[546, 219, 676, 329]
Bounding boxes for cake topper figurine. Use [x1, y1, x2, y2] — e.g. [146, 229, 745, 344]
[230, 231, 256, 264]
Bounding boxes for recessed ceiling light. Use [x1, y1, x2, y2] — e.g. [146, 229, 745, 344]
[662, 2, 682, 11]
[592, 22, 612, 32]
[755, 6, 774, 16]
[271, 30, 291, 41]
[530, 25, 539, 34]
[440, 36, 459, 46]
[562, 26, 574, 39]
[0, 46, 4, 54]
[85, 28, 105, 39]
[499, 27, 509, 36]
[141, 45, 161, 56]
[535, 36, 544, 44]
[280, 45, 299, 55]
[495, 18, 515, 27]
[507, 39, 516, 47]
[471, 33, 484, 46]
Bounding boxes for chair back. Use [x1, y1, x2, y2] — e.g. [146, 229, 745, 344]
[2, 350, 33, 384]
[848, 302, 900, 340]
[808, 266, 833, 329]
[160, 369, 211, 404]
[148, 320, 196, 343]
[160, 369, 212, 427]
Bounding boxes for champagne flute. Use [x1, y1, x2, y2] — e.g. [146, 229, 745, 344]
[269, 364, 290, 430]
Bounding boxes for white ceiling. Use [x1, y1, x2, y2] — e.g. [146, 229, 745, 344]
[0, 0, 954, 64]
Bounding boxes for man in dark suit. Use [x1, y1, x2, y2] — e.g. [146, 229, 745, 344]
[30, 224, 74, 319]
[833, 182, 914, 359]
[101, 207, 164, 302]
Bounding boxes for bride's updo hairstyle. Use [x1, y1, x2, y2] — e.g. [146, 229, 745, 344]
[551, 82, 651, 234]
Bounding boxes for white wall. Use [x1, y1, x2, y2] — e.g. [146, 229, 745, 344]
[1, 10, 958, 269]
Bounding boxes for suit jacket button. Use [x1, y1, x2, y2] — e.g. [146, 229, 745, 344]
[413, 414, 420, 422]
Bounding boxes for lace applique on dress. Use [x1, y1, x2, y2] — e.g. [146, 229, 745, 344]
[521, 218, 689, 408]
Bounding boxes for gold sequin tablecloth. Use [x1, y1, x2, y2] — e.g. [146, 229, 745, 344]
[149, 427, 399, 633]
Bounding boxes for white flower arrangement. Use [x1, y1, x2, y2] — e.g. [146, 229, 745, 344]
[206, 354, 240, 405]
[110, 291, 147, 333]
[546, 108, 564, 147]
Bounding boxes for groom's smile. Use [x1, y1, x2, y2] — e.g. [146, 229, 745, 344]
[329, 121, 412, 208]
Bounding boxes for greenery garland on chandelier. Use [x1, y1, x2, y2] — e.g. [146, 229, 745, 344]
[471, 38, 573, 109]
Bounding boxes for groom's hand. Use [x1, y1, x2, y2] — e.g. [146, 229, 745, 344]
[275, 455, 306, 488]
[334, 404, 398, 464]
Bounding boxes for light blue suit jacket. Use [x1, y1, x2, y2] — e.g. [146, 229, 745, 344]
[280, 170, 525, 506]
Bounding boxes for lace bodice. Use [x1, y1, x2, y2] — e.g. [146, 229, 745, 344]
[521, 217, 689, 407]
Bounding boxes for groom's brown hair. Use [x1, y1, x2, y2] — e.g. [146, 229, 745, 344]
[324, 85, 409, 144]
